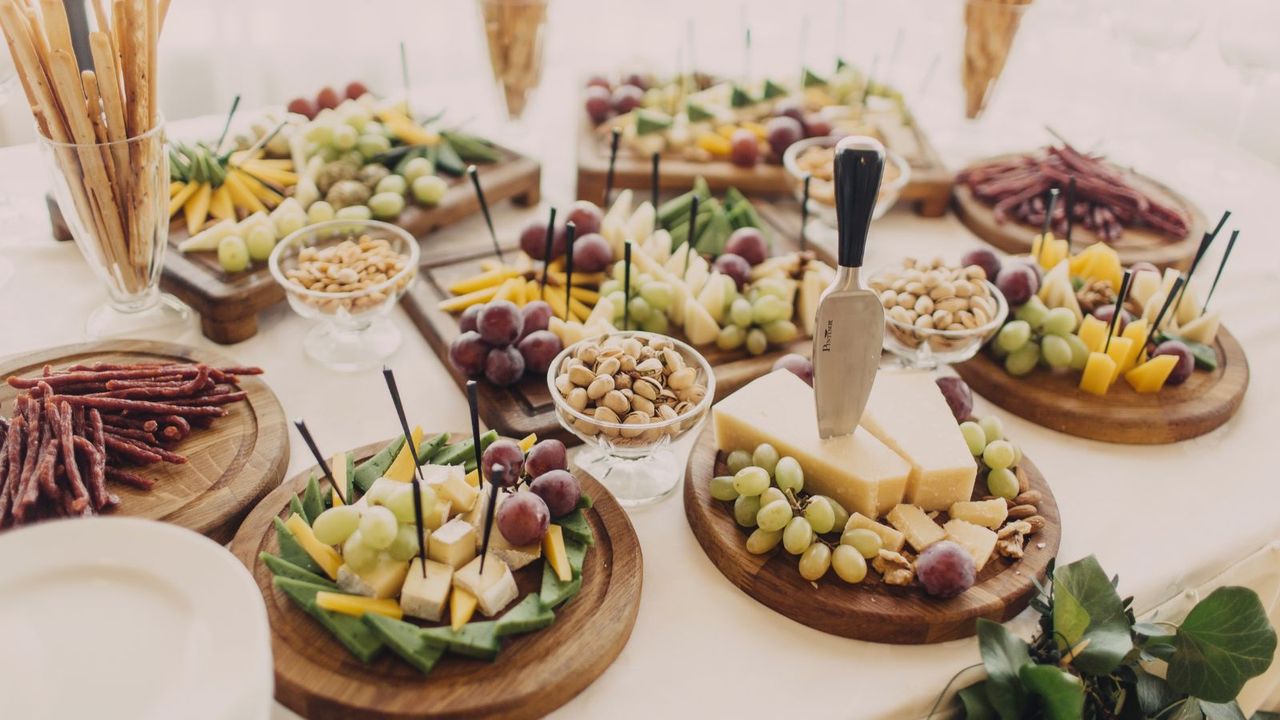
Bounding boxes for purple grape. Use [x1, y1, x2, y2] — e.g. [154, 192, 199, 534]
[529, 469, 581, 518]
[773, 100, 806, 128]
[476, 300, 523, 346]
[585, 85, 612, 123]
[960, 248, 1002, 283]
[1152, 340, 1194, 385]
[935, 376, 974, 422]
[448, 331, 488, 377]
[1092, 304, 1131, 334]
[572, 233, 613, 273]
[712, 253, 752, 291]
[524, 439, 568, 479]
[729, 129, 759, 168]
[483, 345, 525, 386]
[771, 353, 813, 386]
[725, 227, 769, 266]
[621, 72, 649, 91]
[564, 201, 603, 237]
[519, 219, 564, 260]
[765, 116, 804, 157]
[497, 492, 550, 546]
[611, 84, 643, 114]
[458, 304, 482, 333]
[520, 301, 553, 338]
[802, 114, 832, 138]
[482, 438, 525, 487]
[915, 541, 976, 598]
[517, 330, 562, 374]
[584, 75, 611, 90]
[995, 264, 1038, 306]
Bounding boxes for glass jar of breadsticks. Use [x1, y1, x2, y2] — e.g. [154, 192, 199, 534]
[476, 0, 549, 121]
[962, 0, 1033, 120]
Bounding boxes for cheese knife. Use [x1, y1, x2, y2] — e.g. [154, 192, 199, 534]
[812, 136, 886, 439]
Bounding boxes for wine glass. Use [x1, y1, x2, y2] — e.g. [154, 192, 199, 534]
[0, 51, 13, 288]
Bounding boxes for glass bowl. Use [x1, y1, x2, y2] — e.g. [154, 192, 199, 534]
[869, 268, 1009, 369]
[547, 331, 715, 507]
[782, 135, 911, 232]
[269, 219, 419, 371]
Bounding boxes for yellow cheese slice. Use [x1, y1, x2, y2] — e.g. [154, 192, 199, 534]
[283, 513, 342, 580]
[384, 426, 424, 482]
[943, 519, 998, 571]
[1077, 315, 1109, 353]
[315, 591, 403, 620]
[1104, 336, 1133, 385]
[886, 504, 945, 552]
[543, 524, 572, 582]
[1079, 352, 1115, 396]
[1124, 354, 1179, 394]
[450, 587, 477, 631]
[1118, 319, 1149, 374]
[518, 434, 538, 453]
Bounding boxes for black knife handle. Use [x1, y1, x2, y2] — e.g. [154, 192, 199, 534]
[833, 136, 885, 269]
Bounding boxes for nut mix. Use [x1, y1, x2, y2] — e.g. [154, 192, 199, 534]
[553, 334, 709, 445]
[284, 234, 413, 313]
[870, 257, 999, 352]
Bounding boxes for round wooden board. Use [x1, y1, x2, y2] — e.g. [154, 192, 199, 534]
[953, 155, 1206, 271]
[0, 339, 287, 543]
[229, 438, 643, 720]
[954, 327, 1249, 444]
[683, 426, 1061, 644]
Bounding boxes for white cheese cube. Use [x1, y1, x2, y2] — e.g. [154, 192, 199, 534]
[424, 499, 452, 530]
[461, 482, 493, 540]
[454, 555, 519, 617]
[949, 499, 1008, 529]
[886, 504, 945, 552]
[844, 512, 905, 553]
[428, 518, 477, 569]
[423, 464, 478, 514]
[488, 528, 542, 570]
[944, 519, 998, 571]
[399, 558, 454, 622]
[336, 559, 409, 599]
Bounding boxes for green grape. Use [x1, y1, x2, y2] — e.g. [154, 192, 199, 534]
[1011, 441, 1023, 468]
[307, 201, 335, 224]
[751, 444, 781, 476]
[799, 543, 832, 581]
[599, 279, 622, 298]
[606, 291, 627, 311]
[773, 456, 804, 493]
[357, 133, 392, 159]
[762, 320, 798, 345]
[728, 297, 754, 328]
[640, 281, 673, 310]
[996, 320, 1032, 353]
[756, 499, 793, 532]
[826, 497, 849, 533]
[726, 450, 752, 475]
[745, 328, 768, 356]
[383, 484, 417, 523]
[1041, 307, 1077, 336]
[1004, 342, 1041, 376]
[312, 505, 361, 545]
[982, 440, 1016, 470]
[732, 466, 771, 496]
[628, 296, 652, 323]
[217, 235, 250, 273]
[832, 545, 868, 583]
[733, 495, 761, 527]
[841, 528, 882, 559]
[753, 278, 792, 301]
[803, 496, 836, 534]
[303, 122, 333, 145]
[745, 528, 783, 554]
[960, 421, 987, 456]
[759, 487, 786, 508]
[979, 415, 1005, 443]
[387, 523, 423, 561]
[331, 123, 358, 150]
[1041, 334, 1073, 369]
[375, 174, 407, 195]
[710, 475, 739, 501]
[336, 205, 372, 220]
[987, 467, 1019, 499]
[1064, 333, 1090, 370]
[1014, 295, 1049, 327]
[782, 516, 814, 554]
[359, 505, 398, 549]
[640, 313, 669, 334]
[342, 531, 379, 573]
[716, 325, 746, 351]
[751, 295, 790, 325]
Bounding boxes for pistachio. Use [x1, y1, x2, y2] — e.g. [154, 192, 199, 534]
[574, 344, 599, 365]
[613, 373, 632, 390]
[620, 337, 643, 357]
[619, 355, 637, 373]
[602, 389, 630, 415]
[555, 373, 572, 396]
[677, 384, 707, 404]
[631, 395, 655, 416]
[634, 376, 661, 400]
[587, 374, 615, 400]
[568, 365, 595, 387]
[636, 357, 664, 376]
[567, 387, 589, 412]
[668, 366, 697, 390]
[592, 406, 620, 424]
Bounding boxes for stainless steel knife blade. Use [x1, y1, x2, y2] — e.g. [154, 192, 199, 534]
[812, 136, 886, 439]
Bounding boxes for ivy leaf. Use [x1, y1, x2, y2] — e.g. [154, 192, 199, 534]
[1053, 555, 1134, 675]
[1199, 700, 1247, 720]
[977, 619, 1032, 720]
[1169, 700, 1207, 720]
[958, 682, 998, 720]
[1134, 622, 1175, 638]
[1167, 586, 1278, 703]
[1018, 664, 1085, 720]
[1251, 712, 1280, 720]
[1136, 670, 1178, 715]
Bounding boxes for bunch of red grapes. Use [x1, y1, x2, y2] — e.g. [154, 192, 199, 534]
[449, 300, 562, 387]
[286, 81, 371, 120]
[481, 437, 582, 546]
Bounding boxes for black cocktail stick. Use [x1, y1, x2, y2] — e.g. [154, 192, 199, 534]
[1143, 276, 1186, 352]
[604, 127, 621, 207]
[800, 174, 812, 253]
[1038, 187, 1059, 265]
[381, 366, 428, 577]
[468, 165, 504, 262]
[1203, 229, 1239, 313]
[563, 221, 577, 322]
[541, 206, 556, 293]
[623, 241, 633, 331]
[468, 382, 501, 573]
[292, 419, 345, 506]
[1103, 269, 1132, 355]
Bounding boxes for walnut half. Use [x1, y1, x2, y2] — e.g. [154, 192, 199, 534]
[872, 549, 915, 586]
[996, 520, 1033, 559]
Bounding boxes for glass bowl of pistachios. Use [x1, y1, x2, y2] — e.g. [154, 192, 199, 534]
[547, 331, 715, 507]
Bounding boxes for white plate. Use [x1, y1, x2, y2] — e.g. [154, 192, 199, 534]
[0, 518, 274, 720]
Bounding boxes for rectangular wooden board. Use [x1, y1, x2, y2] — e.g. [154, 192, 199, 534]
[400, 198, 834, 444]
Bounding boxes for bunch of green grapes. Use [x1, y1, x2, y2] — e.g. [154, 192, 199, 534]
[715, 277, 799, 356]
[310, 481, 438, 572]
[599, 268, 674, 334]
[710, 443, 884, 584]
[957, 415, 1024, 500]
[991, 296, 1089, 377]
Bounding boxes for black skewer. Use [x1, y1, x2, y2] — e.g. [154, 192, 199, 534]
[604, 127, 621, 207]
[292, 419, 346, 506]
[683, 194, 700, 278]
[799, 174, 812, 253]
[651, 152, 661, 224]
[563, 221, 577, 322]
[381, 366, 428, 577]
[623, 241, 633, 331]
[1064, 176, 1076, 253]
[1038, 187, 1059, 265]
[1203, 229, 1239, 313]
[1172, 230, 1217, 320]
[540, 206, 556, 293]
[1207, 209, 1232, 244]
[468, 382, 501, 573]
[1143, 276, 1185, 352]
[1103, 269, 1132, 355]
[400, 41, 412, 119]
[468, 165, 504, 262]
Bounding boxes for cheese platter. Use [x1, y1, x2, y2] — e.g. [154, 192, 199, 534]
[229, 430, 642, 720]
[0, 339, 286, 542]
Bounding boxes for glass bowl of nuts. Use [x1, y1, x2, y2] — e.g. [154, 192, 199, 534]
[269, 219, 419, 371]
[547, 331, 715, 507]
[871, 258, 1008, 369]
[782, 135, 911, 234]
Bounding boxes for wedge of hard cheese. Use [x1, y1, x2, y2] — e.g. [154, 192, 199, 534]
[713, 370, 910, 518]
[861, 371, 977, 512]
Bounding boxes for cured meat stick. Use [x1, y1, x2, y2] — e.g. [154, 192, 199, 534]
[88, 409, 117, 508]
[103, 435, 162, 464]
[50, 400, 90, 514]
[72, 436, 113, 508]
[0, 416, 17, 524]
[105, 466, 153, 490]
[104, 432, 187, 464]
[165, 391, 247, 407]
[99, 415, 159, 432]
[53, 395, 226, 416]
[100, 424, 157, 444]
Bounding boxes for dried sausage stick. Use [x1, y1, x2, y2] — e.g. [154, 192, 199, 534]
[53, 395, 226, 417]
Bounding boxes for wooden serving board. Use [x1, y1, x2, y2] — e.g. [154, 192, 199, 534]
[399, 201, 835, 444]
[682, 426, 1061, 644]
[576, 116, 953, 217]
[952, 156, 1206, 271]
[953, 327, 1249, 444]
[47, 146, 540, 345]
[0, 340, 288, 543]
[229, 438, 643, 720]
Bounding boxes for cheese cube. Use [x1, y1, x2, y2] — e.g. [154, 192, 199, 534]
[425, 499, 452, 530]
[1178, 309, 1220, 345]
[1104, 337, 1133, 385]
[886, 504, 945, 552]
[844, 512, 905, 553]
[399, 558, 453, 622]
[1124, 354, 1179, 393]
[712, 370, 911, 518]
[861, 371, 977, 511]
[1077, 315, 1109, 353]
[460, 482, 494, 538]
[454, 555, 519, 617]
[490, 528, 542, 570]
[1118, 319, 1150, 374]
[450, 587, 477, 630]
[424, 464, 479, 513]
[943, 519, 998, 571]
[1079, 352, 1116, 396]
[429, 519, 477, 569]
[336, 559, 410, 599]
[948, 499, 1008, 529]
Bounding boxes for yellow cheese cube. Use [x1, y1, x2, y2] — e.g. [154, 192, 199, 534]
[399, 558, 453, 622]
[943, 519, 998, 571]
[844, 513, 905, 553]
[1118, 319, 1149, 374]
[424, 464, 479, 513]
[1077, 315, 1109, 353]
[948, 499, 1008, 529]
[336, 559, 410, 599]
[454, 555, 519, 617]
[712, 371, 911, 519]
[1104, 336, 1133, 385]
[861, 372, 977, 511]
[425, 499, 452, 530]
[283, 513, 343, 580]
[429, 518, 477, 569]
[1124, 355, 1180, 393]
[460, 482, 493, 538]
[383, 426, 424, 482]
[886, 504, 945, 552]
[450, 587, 477, 630]
[543, 525, 572, 582]
[316, 591, 403, 620]
[1079, 352, 1116, 396]
[1031, 234, 1068, 270]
